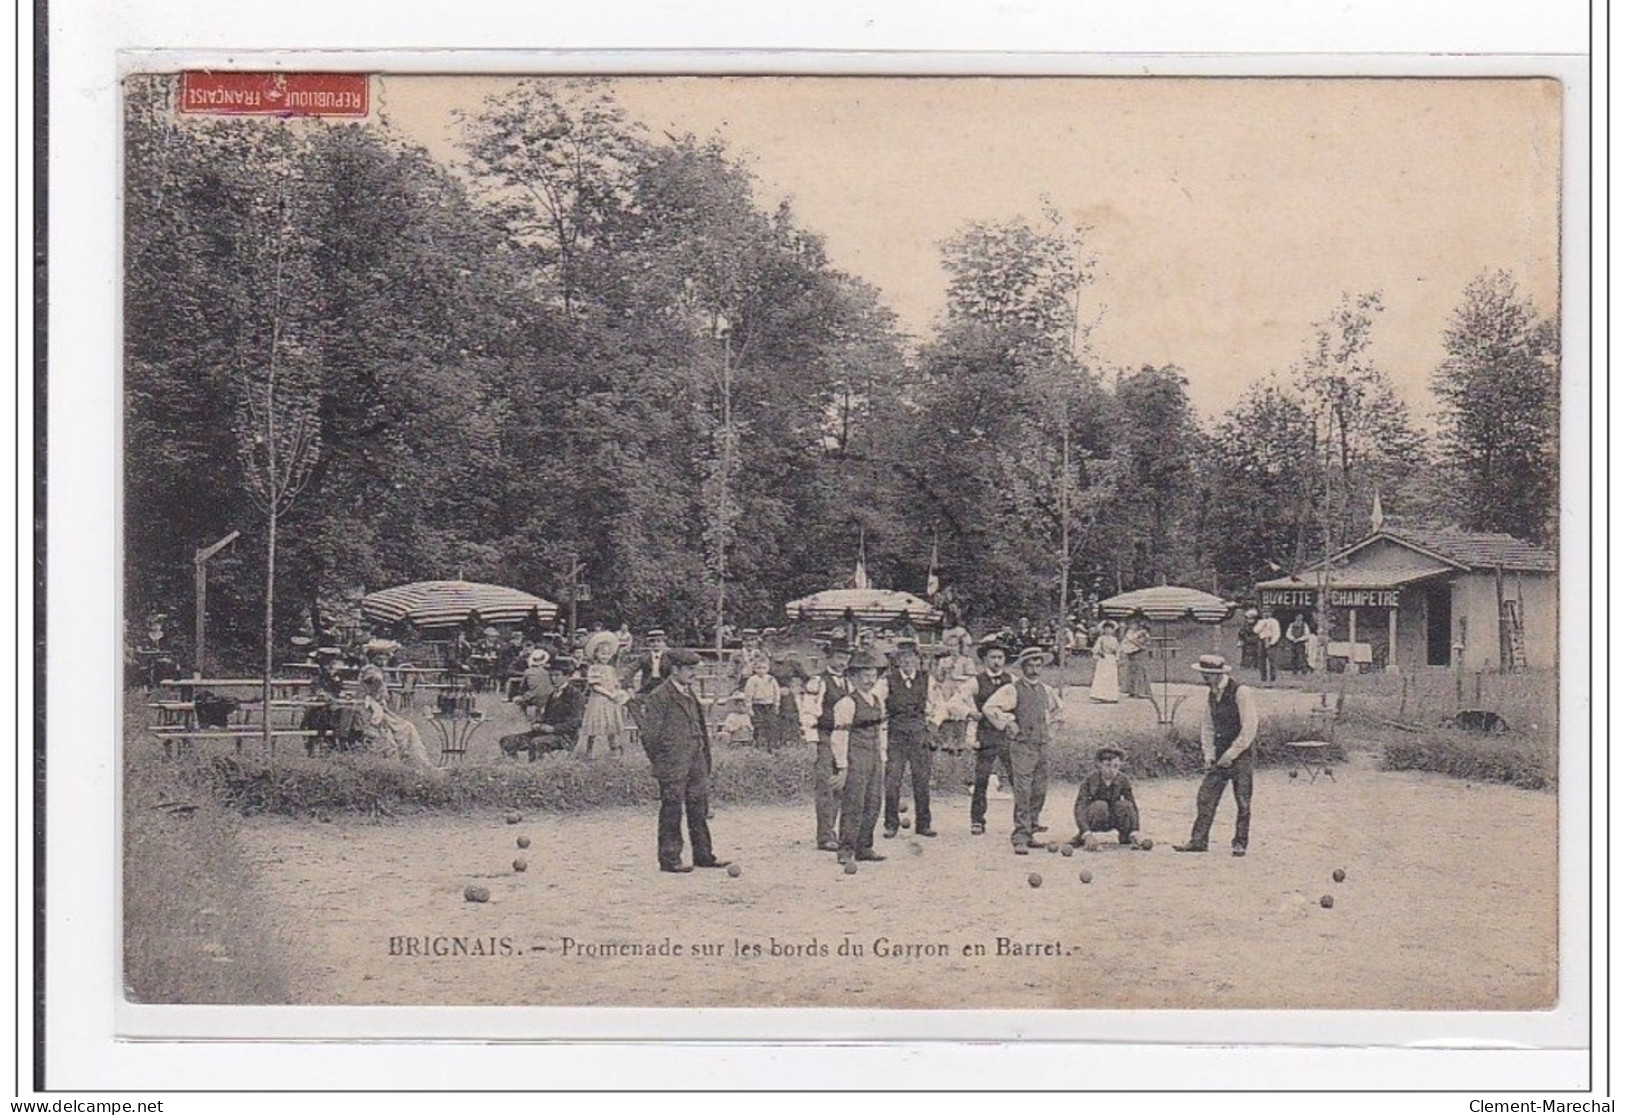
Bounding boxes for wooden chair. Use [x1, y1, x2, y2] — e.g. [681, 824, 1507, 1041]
[1282, 694, 1342, 784]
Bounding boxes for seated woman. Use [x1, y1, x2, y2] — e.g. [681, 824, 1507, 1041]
[357, 665, 439, 771]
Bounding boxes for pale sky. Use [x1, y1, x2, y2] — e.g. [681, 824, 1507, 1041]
[376, 75, 1561, 421]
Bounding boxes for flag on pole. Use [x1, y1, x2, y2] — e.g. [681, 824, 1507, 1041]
[853, 530, 870, 590]
[925, 532, 940, 597]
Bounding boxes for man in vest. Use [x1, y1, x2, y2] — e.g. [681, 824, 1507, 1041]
[830, 649, 890, 865]
[630, 628, 674, 695]
[1175, 654, 1261, 856]
[980, 646, 1062, 853]
[638, 649, 731, 874]
[882, 640, 936, 838]
[809, 639, 854, 851]
[966, 641, 1019, 836]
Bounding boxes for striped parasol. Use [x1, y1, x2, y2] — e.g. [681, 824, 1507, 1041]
[783, 588, 943, 626]
[1097, 585, 1236, 624]
[361, 581, 558, 631]
[1097, 585, 1236, 726]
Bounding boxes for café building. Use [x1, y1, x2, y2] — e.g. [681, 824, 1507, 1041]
[1253, 525, 1557, 672]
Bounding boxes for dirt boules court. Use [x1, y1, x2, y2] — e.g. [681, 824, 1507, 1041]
[240, 754, 1554, 1010]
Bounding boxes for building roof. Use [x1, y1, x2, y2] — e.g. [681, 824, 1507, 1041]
[1366, 527, 1557, 574]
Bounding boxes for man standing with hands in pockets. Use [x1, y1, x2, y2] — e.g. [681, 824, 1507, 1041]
[1175, 654, 1260, 857]
[980, 646, 1063, 855]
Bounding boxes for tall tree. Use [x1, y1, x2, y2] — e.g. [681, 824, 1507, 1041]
[1432, 271, 1560, 545]
[1293, 291, 1426, 551]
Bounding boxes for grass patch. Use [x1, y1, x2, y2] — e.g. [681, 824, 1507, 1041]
[1378, 730, 1554, 790]
[184, 713, 1342, 817]
[123, 741, 297, 1003]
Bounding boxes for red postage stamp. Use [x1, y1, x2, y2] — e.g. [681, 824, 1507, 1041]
[177, 71, 369, 117]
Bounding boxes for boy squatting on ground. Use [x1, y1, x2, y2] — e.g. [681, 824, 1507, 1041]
[1071, 744, 1143, 848]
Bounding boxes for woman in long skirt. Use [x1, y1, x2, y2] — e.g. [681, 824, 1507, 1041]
[1119, 622, 1153, 699]
[358, 666, 439, 770]
[575, 630, 630, 758]
[1089, 621, 1121, 703]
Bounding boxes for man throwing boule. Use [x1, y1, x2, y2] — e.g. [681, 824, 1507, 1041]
[1175, 654, 1260, 857]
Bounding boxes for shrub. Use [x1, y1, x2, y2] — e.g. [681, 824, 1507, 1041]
[1379, 731, 1553, 790]
[174, 713, 1345, 818]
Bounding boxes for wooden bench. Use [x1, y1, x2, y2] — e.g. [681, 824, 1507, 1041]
[151, 725, 319, 759]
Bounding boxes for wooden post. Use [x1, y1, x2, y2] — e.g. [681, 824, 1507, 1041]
[1387, 606, 1398, 673]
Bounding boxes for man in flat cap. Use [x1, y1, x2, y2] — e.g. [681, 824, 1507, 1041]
[1071, 745, 1144, 849]
[639, 648, 730, 874]
[1175, 654, 1260, 857]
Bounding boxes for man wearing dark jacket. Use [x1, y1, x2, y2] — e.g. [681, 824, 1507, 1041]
[639, 649, 730, 874]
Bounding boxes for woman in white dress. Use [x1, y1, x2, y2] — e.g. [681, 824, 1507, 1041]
[1089, 620, 1122, 704]
[357, 665, 439, 770]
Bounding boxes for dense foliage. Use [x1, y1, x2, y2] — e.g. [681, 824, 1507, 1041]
[123, 77, 1558, 667]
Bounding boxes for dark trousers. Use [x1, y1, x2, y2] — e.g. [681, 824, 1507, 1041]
[750, 705, 778, 748]
[970, 735, 1014, 826]
[883, 724, 933, 832]
[837, 742, 885, 855]
[657, 749, 716, 869]
[1187, 752, 1254, 850]
[814, 733, 840, 846]
[1259, 644, 1277, 682]
[1289, 642, 1308, 674]
[1077, 797, 1140, 843]
[1008, 738, 1049, 845]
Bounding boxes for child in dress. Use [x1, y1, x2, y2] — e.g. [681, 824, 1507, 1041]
[720, 694, 755, 746]
[575, 630, 630, 758]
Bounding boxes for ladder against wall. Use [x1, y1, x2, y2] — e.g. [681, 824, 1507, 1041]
[1500, 598, 1528, 672]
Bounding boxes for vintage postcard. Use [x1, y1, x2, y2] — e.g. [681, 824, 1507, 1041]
[119, 71, 1571, 1019]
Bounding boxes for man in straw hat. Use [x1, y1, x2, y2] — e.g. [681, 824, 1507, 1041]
[980, 646, 1064, 854]
[830, 649, 890, 864]
[638, 649, 731, 874]
[808, 639, 855, 851]
[630, 628, 674, 696]
[1174, 654, 1261, 857]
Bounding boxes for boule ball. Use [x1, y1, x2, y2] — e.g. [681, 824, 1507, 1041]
[512, 858, 528, 873]
[843, 861, 859, 875]
[516, 835, 531, 849]
[900, 817, 912, 829]
[1137, 838, 1154, 852]
[1320, 894, 1335, 909]
[463, 885, 490, 903]
[1027, 872, 1043, 888]
[1060, 844, 1075, 857]
[1332, 868, 1346, 883]
[1083, 833, 1101, 852]
[898, 802, 909, 815]
[1078, 869, 1093, 884]
[1046, 841, 1059, 853]
[726, 863, 742, 878]
[1289, 769, 1300, 780]
[504, 811, 522, 825]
